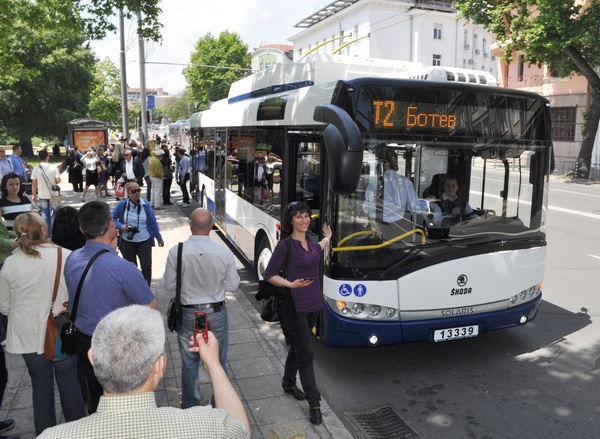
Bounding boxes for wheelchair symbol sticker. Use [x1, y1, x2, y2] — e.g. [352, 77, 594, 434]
[354, 284, 367, 297]
[339, 284, 352, 297]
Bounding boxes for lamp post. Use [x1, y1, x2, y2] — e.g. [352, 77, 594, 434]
[119, 9, 129, 139]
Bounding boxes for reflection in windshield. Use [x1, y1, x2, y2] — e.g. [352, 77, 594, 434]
[331, 142, 548, 279]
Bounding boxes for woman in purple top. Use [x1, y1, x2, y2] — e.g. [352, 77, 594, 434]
[263, 201, 332, 426]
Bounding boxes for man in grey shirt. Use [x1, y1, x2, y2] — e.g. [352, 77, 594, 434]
[163, 208, 240, 408]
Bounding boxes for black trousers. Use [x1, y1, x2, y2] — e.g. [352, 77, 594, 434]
[163, 177, 172, 203]
[281, 309, 321, 408]
[75, 330, 103, 414]
[0, 345, 6, 408]
[179, 173, 190, 203]
[119, 238, 153, 286]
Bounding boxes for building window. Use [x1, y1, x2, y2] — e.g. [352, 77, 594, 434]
[551, 107, 577, 141]
[482, 38, 487, 52]
[518, 54, 525, 81]
[433, 24, 442, 40]
[433, 54, 441, 66]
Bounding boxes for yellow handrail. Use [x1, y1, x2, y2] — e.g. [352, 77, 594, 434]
[331, 229, 425, 253]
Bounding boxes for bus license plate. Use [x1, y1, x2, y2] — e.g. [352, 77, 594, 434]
[434, 325, 479, 342]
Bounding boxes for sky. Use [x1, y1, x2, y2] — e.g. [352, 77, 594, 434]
[91, 0, 326, 96]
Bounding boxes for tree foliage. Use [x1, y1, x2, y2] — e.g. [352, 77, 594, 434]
[0, 6, 96, 156]
[455, 0, 600, 177]
[88, 58, 123, 127]
[184, 31, 251, 109]
[0, 0, 162, 86]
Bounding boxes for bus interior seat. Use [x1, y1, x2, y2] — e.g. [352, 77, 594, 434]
[422, 174, 445, 199]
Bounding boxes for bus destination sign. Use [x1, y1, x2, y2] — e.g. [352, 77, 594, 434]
[372, 100, 457, 130]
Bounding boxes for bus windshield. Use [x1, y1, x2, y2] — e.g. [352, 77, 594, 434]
[327, 81, 551, 280]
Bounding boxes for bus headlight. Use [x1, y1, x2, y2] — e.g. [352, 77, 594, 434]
[326, 297, 398, 321]
[508, 284, 542, 307]
[352, 303, 365, 314]
[370, 305, 381, 317]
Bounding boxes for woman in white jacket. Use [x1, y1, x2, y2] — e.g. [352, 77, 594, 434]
[0, 212, 85, 435]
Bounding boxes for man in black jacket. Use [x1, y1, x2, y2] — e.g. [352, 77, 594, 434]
[120, 148, 144, 185]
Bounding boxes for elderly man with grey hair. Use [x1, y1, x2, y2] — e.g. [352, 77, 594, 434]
[37, 305, 250, 438]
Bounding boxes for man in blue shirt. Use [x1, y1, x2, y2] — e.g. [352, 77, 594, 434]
[177, 149, 190, 207]
[65, 201, 157, 414]
[9, 145, 26, 181]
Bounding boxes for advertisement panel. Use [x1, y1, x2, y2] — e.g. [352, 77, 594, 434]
[73, 131, 106, 151]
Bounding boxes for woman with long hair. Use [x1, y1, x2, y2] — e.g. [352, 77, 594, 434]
[0, 172, 31, 230]
[262, 201, 332, 425]
[81, 148, 100, 202]
[0, 212, 85, 435]
[96, 146, 110, 197]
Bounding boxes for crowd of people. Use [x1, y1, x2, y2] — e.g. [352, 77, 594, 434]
[0, 139, 254, 438]
[0, 137, 337, 437]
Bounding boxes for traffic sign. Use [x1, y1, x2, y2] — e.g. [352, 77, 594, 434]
[147, 95, 155, 110]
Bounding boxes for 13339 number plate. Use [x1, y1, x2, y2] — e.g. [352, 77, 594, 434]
[433, 325, 479, 342]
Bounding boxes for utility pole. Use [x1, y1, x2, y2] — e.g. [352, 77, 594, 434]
[138, 11, 148, 147]
[119, 9, 129, 139]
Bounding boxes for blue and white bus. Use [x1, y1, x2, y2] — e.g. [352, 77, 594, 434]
[189, 54, 553, 348]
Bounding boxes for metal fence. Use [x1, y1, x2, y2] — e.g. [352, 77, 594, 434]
[554, 160, 600, 181]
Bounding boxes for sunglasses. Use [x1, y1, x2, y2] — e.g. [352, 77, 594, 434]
[129, 189, 142, 194]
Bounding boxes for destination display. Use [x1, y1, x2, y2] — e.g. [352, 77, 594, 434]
[350, 82, 550, 142]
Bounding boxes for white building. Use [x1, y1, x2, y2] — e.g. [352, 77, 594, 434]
[290, 0, 497, 77]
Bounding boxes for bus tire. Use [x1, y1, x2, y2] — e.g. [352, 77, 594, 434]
[255, 236, 271, 281]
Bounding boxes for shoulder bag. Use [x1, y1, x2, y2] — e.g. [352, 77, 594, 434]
[166, 243, 184, 332]
[59, 249, 109, 355]
[255, 238, 291, 322]
[44, 247, 71, 362]
[39, 165, 61, 206]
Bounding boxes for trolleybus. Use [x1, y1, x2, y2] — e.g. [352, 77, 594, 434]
[189, 54, 553, 348]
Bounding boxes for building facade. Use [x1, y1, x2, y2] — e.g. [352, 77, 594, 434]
[289, 0, 497, 76]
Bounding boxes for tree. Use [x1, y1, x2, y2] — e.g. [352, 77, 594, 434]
[456, 0, 600, 178]
[184, 31, 251, 109]
[88, 58, 123, 127]
[0, 0, 162, 88]
[0, 9, 96, 157]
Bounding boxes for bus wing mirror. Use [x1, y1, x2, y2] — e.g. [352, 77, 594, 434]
[314, 104, 363, 195]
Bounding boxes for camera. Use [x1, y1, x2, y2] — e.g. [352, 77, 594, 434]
[193, 311, 209, 346]
[126, 226, 139, 240]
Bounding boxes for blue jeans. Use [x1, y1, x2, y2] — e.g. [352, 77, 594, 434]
[177, 305, 228, 407]
[38, 198, 58, 237]
[22, 353, 86, 435]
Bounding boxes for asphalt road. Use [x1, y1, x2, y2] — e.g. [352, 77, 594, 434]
[238, 176, 600, 439]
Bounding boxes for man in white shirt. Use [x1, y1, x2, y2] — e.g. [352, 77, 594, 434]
[120, 148, 144, 185]
[0, 149, 13, 179]
[31, 149, 61, 236]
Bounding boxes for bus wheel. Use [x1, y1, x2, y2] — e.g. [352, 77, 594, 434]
[255, 237, 271, 281]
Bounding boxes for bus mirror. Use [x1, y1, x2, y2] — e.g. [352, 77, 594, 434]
[314, 104, 364, 195]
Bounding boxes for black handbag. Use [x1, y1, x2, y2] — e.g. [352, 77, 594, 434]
[60, 249, 109, 355]
[256, 239, 291, 322]
[167, 243, 184, 332]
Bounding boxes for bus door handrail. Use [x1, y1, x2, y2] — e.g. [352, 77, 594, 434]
[332, 229, 426, 253]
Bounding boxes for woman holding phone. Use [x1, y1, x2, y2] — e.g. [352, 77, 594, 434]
[262, 201, 332, 425]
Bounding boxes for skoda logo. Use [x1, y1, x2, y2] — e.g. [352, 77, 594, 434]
[457, 274, 468, 287]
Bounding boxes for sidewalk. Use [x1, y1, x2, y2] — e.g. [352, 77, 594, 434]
[0, 172, 353, 439]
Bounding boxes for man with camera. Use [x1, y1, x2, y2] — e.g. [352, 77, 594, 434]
[163, 208, 240, 409]
[112, 182, 164, 286]
[37, 305, 249, 438]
